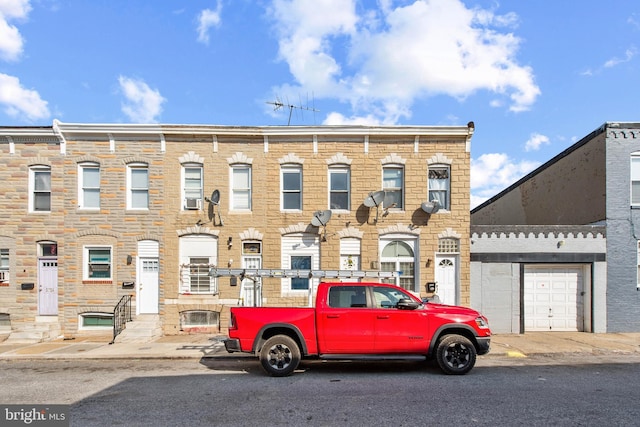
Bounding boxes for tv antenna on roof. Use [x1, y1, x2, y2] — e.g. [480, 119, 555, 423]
[266, 94, 319, 125]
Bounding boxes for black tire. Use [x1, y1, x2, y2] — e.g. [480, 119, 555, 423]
[435, 334, 477, 375]
[259, 335, 301, 377]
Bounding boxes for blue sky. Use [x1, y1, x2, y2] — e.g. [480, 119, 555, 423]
[1, 0, 639, 207]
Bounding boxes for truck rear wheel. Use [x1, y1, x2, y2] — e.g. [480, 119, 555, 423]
[435, 334, 476, 375]
[259, 335, 301, 377]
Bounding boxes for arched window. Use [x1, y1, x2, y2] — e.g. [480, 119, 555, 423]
[380, 240, 416, 291]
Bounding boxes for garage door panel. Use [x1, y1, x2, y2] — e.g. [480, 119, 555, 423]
[524, 265, 584, 332]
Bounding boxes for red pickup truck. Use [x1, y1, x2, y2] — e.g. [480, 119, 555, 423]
[224, 282, 491, 376]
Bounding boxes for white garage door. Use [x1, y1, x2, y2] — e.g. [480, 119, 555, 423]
[524, 265, 584, 332]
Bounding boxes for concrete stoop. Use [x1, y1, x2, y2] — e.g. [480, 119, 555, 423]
[114, 314, 163, 343]
[5, 316, 62, 343]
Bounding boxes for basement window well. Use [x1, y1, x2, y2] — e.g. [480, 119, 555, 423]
[180, 310, 219, 329]
[79, 313, 114, 330]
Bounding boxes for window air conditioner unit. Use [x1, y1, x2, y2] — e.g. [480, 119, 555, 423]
[185, 198, 201, 210]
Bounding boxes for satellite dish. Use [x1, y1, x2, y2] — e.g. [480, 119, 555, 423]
[421, 200, 441, 214]
[211, 190, 220, 205]
[205, 189, 223, 226]
[364, 190, 385, 207]
[311, 210, 332, 227]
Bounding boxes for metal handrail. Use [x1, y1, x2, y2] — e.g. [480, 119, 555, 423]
[110, 294, 132, 344]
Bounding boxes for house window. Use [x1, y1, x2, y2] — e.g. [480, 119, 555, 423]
[179, 235, 218, 294]
[383, 166, 403, 209]
[429, 166, 450, 210]
[183, 165, 203, 210]
[30, 166, 51, 212]
[128, 163, 149, 209]
[329, 167, 350, 211]
[380, 240, 416, 292]
[79, 313, 113, 329]
[180, 310, 220, 328]
[340, 237, 361, 282]
[78, 162, 100, 209]
[281, 165, 302, 210]
[290, 255, 311, 290]
[231, 165, 252, 210]
[188, 257, 212, 293]
[631, 155, 640, 205]
[438, 238, 459, 253]
[0, 249, 9, 283]
[85, 247, 112, 280]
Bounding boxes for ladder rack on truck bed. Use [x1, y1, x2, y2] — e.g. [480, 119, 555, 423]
[209, 268, 401, 307]
[208, 267, 400, 279]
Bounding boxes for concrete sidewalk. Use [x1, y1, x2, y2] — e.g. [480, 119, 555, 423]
[0, 332, 639, 361]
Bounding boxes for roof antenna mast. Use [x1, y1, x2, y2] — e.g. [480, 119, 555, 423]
[267, 94, 319, 125]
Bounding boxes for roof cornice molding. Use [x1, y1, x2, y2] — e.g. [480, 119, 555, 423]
[52, 121, 474, 138]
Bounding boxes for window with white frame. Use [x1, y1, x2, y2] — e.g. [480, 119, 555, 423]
[78, 162, 100, 209]
[382, 166, 403, 209]
[631, 154, 640, 205]
[179, 235, 218, 294]
[281, 165, 302, 210]
[30, 165, 51, 212]
[340, 238, 361, 283]
[329, 166, 350, 211]
[84, 247, 112, 280]
[429, 165, 450, 210]
[231, 164, 252, 210]
[0, 249, 9, 283]
[380, 239, 416, 292]
[127, 163, 149, 210]
[183, 164, 203, 210]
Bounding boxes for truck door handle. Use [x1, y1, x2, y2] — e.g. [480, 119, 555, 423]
[326, 314, 340, 318]
[377, 315, 390, 319]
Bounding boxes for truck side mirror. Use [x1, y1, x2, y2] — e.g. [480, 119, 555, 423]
[397, 298, 419, 310]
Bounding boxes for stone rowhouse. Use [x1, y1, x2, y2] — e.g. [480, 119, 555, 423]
[0, 120, 474, 339]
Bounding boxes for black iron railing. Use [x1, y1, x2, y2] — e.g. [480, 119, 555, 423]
[110, 294, 132, 344]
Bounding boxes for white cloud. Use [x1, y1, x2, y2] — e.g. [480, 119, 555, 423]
[118, 76, 166, 123]
[470, 152, 539, 208]
[604, 47, 637, 68]
[0, 73, 49, 121]
[268, 0, 540, 124]
[197, 2, 222, 45]
[524, 132, 550, 152]
[0, 0, 31, 61]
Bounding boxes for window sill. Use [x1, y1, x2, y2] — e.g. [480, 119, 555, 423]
[82, 280, 113, 285]
[0, 282, 9, 287]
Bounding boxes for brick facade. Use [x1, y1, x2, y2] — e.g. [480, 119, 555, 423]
[0, 122, 473, 338]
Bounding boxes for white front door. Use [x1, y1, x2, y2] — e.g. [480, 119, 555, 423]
[138, 258, 159, 314]
[435, 255, 457, 305]
[38, 258, 58, 315]
[241, 256, 262, 306]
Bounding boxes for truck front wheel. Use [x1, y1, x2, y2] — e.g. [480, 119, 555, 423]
[259, 335, 301, 377]
[435, 334, 477, 375]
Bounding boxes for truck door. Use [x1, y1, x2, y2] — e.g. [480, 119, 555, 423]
[318, 285, 376, 353]
[372, 286, 429, 353]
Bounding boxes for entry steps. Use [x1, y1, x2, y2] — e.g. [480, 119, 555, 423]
[114, 314, 163, 343]
[5, 316, 61, 343]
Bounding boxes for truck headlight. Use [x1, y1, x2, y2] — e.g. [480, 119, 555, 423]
[475, 316, 489, 329]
